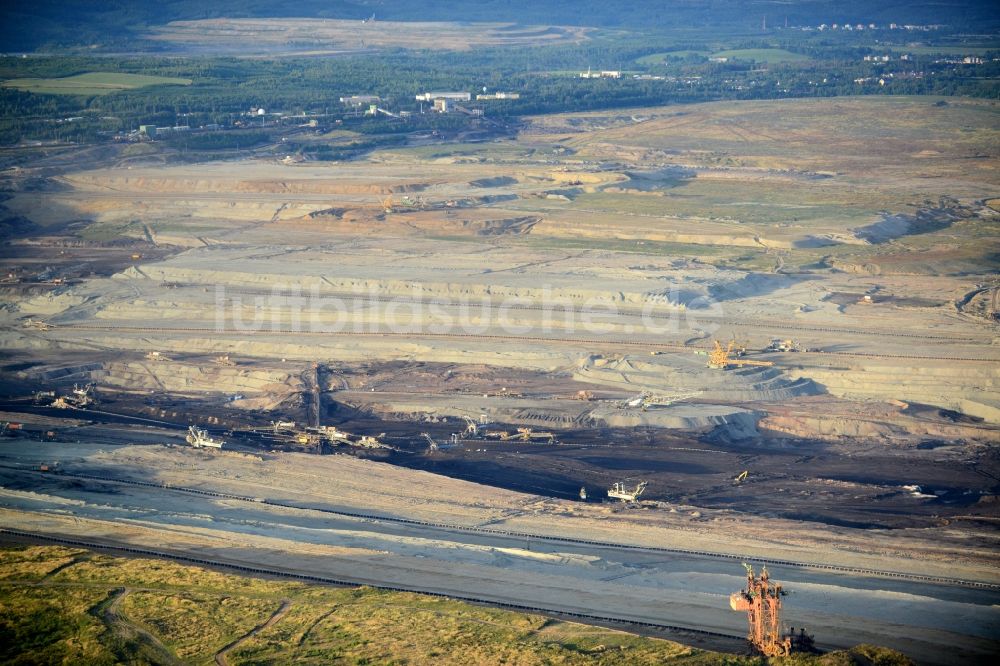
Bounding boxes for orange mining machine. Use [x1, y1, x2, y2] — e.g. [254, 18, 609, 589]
[730, 563, 814, 657]
[707, 340, 774, 370]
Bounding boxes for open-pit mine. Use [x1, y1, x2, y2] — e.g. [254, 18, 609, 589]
[1, 96, 999, 664]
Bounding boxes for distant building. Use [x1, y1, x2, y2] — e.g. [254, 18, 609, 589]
[138, 125, 156, 137]
[579, 68, 622, 79]
[476, 92, 521, 100]
[340, 95, 381, 107]
[415, 92, 471, 102]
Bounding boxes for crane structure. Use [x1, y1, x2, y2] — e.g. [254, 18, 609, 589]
[607, 480, 647, 502]
[461, 416, 481, 438]
[730, 564, 813, 657]
[422, 432, 457, 451]
[708, 341, 775, 370]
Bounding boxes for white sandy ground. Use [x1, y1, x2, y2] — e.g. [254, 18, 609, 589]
[0, 440, 997, 665]
[4, 232, 998, 424]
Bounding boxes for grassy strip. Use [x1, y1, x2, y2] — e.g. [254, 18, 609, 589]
[0, 545, 914, 665]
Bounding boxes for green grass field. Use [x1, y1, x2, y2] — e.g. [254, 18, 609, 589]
[2, 72, 192, 95]
[710, 49, 810, 63]
[636, 50, 710, 64]
[0, 545, 915, 665]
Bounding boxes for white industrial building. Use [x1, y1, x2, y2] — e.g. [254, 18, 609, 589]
[415, 92, 471, 102]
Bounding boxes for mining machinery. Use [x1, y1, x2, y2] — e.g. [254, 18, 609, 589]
[461, 416, 481, 438]
[422, 432, 456, 451]
[310, 425, 390, 450]
[730, 563, 813, 657]
[617, 391, 701, 410]
[766, 338, 800, 353]
[186, 425, 224, 449]
[214, 355, 236, 366]
[514, 427, 557, 443]
[356, 434, 388, 449]
[51, 383, 98, 409]
[22, 318, 53, 331]
[607, 480, 647, 502]
[708, 341, 775, 370]
[33, 390, 56, 404]
[270, 420, 297, 433]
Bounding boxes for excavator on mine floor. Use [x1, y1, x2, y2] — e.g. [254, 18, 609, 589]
[461, 416, 481, 438]
[607, 481, 647, 502]
[52, 383, 98, 409]
[514, 427, 557, 443]
[186, 425, 224, 449]
[707, 341, 775, 370]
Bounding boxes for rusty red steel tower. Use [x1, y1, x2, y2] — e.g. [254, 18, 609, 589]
[730, 563, 813, 656]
